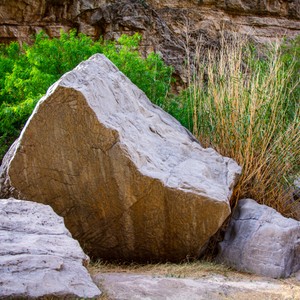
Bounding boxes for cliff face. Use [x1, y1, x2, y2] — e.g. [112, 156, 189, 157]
[1, 0, 299, 76]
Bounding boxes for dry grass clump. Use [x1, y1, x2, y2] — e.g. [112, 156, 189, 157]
[180, 34, 300, 217]
[89, 259, 232, 279]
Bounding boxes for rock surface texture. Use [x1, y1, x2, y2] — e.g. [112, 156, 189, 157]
[0, 198, 101, 299]
[0, 0, 299, 78]
[0, 54, 241, 262]
[217, 198, 300, 278]
[93, 272, 300, 300]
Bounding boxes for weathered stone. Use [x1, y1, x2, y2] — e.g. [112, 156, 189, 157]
[294, 177, 300, 200]
[217, 198, 300, 278]
[93, 272, 300, 300]
[0, 0, 299, 80]
[0, 54, 241, 262]
[0, 198, 101, 299]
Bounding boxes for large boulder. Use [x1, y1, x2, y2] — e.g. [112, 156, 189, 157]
[0, 198, 101, 299]
[0, 54, 241, 262]
[217, 198, 300, 278]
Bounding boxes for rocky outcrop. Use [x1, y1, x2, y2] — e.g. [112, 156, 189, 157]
[0, 54, 241, 262]
[217, 198, 300, 278]
[0, 0, 299, 78]
[0, 198, 101, 299]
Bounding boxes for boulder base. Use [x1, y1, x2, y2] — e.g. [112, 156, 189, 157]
[217, 198, 300, 278]
[0, 198, 101, 299]
[0, 54, 241, 261]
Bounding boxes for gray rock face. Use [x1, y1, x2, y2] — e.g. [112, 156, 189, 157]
[0, 198, 101, 299]
[1, 0, 299, 81]
[217, 198, 300, 278]
[93, 272, 300, 300]
[0, 54, 241, 262]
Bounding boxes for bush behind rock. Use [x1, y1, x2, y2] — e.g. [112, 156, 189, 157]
[0, 30, 173, 160]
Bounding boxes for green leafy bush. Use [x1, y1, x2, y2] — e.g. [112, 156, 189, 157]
[0, 30, 173, 160]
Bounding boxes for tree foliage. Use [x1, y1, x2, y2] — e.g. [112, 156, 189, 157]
[0, 30, 173, 160]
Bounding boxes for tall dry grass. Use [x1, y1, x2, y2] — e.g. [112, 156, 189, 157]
[181, 35, 299, 217]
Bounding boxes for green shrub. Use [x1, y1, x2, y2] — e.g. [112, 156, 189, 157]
[280, 34, 300, 120]
[0, 30, 173, 161]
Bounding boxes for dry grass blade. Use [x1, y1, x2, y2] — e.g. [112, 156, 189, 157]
[183, 33, 299, 217]
[89, 259, 233, 279]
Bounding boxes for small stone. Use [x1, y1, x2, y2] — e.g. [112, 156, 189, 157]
[0, 198, 101, 299]
[217, 198, 300, 278]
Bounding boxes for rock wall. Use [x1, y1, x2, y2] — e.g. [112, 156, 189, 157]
[1, 0, 299, 77]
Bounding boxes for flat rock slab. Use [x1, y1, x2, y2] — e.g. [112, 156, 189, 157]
[217, 198, 300, 278]
[0, 54, 241, 261]
[0, 198, 101, 299]
[94, 272, 300, 300]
